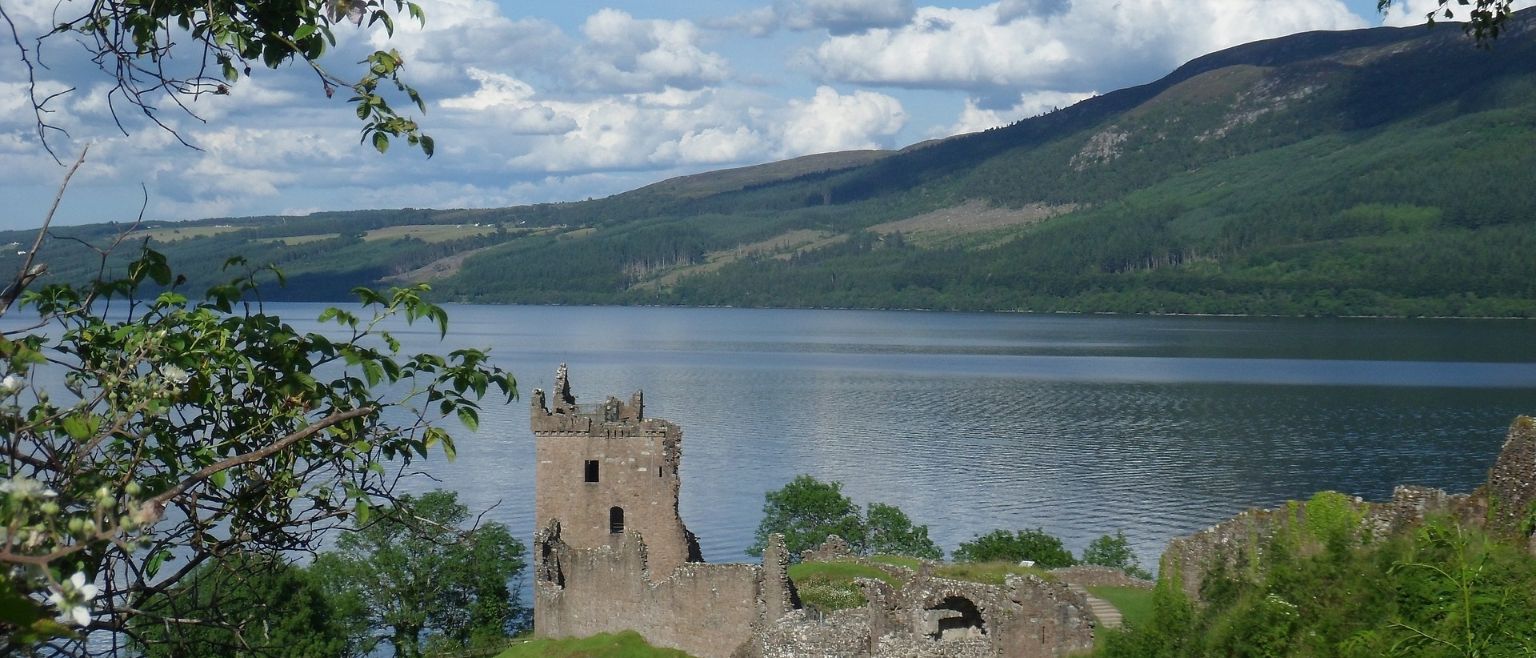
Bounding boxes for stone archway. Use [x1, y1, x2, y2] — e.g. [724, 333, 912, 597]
[925, 595, 986, 641]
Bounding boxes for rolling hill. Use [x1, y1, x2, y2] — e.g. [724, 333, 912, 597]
[10, 12, 1536, 317]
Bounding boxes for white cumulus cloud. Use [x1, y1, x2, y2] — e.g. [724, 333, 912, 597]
[1380, 0, 1536, 26]
[808, 0, 1367, 95]
[778, 86, 906, 157]
[940, 89, 1096, 136]
[572, 10, 730, 92]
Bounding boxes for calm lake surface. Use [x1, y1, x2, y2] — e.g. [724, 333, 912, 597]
[260, 305, 1536, 567]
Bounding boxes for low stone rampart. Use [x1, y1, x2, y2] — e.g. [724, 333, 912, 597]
[1050, 565, 1153, 589]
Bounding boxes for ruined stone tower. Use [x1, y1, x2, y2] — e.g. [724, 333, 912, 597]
[528, 365, 1094, 658]
[530, 366, 792, 658]
[530, 364, 701, 578]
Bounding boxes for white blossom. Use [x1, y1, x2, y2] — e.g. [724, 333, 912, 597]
[159, 364, 191, 385]
[0, 374, 21, 393]
[47, 571, 99, 627]
[0, 477, 57, 500]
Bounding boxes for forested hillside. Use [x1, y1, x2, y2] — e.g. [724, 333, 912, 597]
[11, 13, 1536, 316]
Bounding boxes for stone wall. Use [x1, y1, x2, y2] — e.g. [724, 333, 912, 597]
[534, 522, 792, 658]
[746, 558, 1095, 658]
[1485, 416, 1536, 552]
[1161, 416, 1536, 603]
[1051, 565, 1154, 589]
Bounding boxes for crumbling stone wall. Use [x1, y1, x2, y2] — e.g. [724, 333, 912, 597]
[746, 555, 1095, 658]
[1485, 416, 1536, 552]
[1050, 565, 1153, 589]
[998, 575, 1097, 658]
[1162, 416, 1534, 603]
[535, 522, 791, 658]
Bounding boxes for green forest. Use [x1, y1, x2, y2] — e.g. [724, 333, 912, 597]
[9, 17, 1536, 317]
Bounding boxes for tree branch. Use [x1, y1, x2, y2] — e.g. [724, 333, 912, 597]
[0, 146, 88, 317]
[148, 406, 376, 509]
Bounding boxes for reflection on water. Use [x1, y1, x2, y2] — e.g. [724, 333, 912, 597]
[220, 305, 1536, 565]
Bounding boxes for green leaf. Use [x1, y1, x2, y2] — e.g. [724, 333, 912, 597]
[362, 360, 384, 387]
[0, 583, 48, 626]
[294, 24, 316, 40]
[372, 131, 389, 154]
[353, 499, 372, 525]
[61, 414, 94, 440]
[145, 549, 171, 578]
[211, 470, 228, 489]
[420, 135, 434, 158]
[456, 406, 478, 433]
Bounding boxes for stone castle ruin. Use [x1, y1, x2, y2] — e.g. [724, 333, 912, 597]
[530, 366, 1102, 658]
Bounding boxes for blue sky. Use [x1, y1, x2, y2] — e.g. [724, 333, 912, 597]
[0, 0, 1522, 230]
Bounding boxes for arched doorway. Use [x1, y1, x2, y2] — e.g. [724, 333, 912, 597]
[609, 506, 625, 534]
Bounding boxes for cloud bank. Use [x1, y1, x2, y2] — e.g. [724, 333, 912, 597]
[0, 0, 1415, 228]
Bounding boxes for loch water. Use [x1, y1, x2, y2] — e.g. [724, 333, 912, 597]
[271, 304, 1536, 567]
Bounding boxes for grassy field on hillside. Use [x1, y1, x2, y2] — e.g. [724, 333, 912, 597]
[363, 224, 497, 242]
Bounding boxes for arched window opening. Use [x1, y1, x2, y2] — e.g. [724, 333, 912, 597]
[609, 506, 625, 534]
[926, 595, 985, 641]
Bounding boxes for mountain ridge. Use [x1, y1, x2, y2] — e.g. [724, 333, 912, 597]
[11, 12, 1536, 317]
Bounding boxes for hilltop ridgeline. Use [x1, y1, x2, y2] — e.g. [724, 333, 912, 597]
[15, 11, 1536, 317]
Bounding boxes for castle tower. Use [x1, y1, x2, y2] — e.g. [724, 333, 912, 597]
[531, 364, 701, 578]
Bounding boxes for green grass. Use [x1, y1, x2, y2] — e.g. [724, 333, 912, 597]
[493, 631, 695, 657]
[1086, 586, 1155, 628]
[933, 561, 1052, 586]
[787, 560, 902, 612]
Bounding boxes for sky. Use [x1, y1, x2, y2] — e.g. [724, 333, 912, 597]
[0, 0, 1528, 230]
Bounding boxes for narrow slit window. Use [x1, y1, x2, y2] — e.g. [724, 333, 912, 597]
[609, 506, 625, 534]
[584, 460, 599, 483]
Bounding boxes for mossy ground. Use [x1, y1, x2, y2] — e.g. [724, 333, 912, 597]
[932, 560, 1052, 585]
[790, 556, 1059, 612]
[494, 631, 695, 657]
[786, 560, 901, 611]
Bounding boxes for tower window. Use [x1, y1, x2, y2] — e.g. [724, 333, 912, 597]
[609, 506, 625, 534]
[584, 460, 599, 483]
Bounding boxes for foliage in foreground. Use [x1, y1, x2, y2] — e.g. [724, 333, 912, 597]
[128, 490, 527, 658]
[495, 630, 696, 658]
[316, 490, 527, 658]
[130, 554, 361, 657]
[1097, 514, 1536, 657]
[0, 249, 515, 655]
[747, 475, 942, 561]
